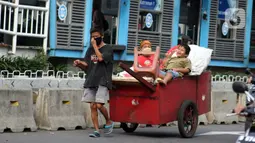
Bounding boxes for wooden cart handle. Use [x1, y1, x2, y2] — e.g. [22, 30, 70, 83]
[118, 62, 156, 92]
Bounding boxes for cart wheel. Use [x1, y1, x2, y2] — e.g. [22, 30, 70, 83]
[120, 123, 139, 133]
[177, 100, 198, 138]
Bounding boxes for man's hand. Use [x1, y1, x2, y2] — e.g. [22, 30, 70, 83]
[73, 60, 88, 70]
[234, 104, 245, 114]
[91, 38, 97, 48]
[73, 60, 81, 67]
[248, 77, 253, 84]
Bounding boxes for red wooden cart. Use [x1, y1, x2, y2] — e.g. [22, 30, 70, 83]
[110, 47, 211, 138]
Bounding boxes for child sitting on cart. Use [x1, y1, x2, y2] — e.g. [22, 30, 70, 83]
[137, 39, 155, 68]
[121, 39, 157, 77]
[157, 44, 191, 86]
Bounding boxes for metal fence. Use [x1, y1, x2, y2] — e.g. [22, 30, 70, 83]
[0, 70, 249, 90]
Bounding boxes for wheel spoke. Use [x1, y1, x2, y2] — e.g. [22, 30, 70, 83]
[183, 105, 196, 133]
[185, 126, 189, 132]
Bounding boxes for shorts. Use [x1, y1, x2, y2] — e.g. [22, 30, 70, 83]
[160, 70, 180, 79]
[81, 85, 109, 104]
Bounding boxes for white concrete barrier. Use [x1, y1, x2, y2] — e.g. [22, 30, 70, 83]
[35, 88, 86, 130]
[58, 79, 84, 88]
[0, 79, 3, 88]
[199, 114, 209, 125]
[31, 79, 59, 88]
[206, 111, 215, 124]
[0, 89, 37, 132]
[211, 90, 238, 124]
[211, 82, 233, 90]
[2, 79, 32, 89]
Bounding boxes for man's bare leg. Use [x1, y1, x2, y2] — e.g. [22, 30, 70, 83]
[96, 103, 114, 134]
[96, 103, 112, 125]
[90, 103, 100, 131]
[158, 72, 165, 79]
[159, 72, 173, 86]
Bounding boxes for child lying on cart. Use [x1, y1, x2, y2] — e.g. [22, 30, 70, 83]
[160, 35, 190, 70]
[157, 44, 191, 86]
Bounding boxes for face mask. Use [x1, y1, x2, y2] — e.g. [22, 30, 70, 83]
[94, 37, 102, 46]
[141, 47, 151, 52]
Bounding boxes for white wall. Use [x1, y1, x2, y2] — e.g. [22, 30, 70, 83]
[0, 46, 38, 58]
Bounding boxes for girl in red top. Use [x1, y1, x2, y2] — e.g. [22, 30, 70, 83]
[120, 40, 155, 77]
[137, 40, 155, 67]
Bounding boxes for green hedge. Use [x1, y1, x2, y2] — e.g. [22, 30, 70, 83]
[0, 50, 67, 73]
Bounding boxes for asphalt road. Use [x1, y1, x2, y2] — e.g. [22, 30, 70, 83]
[0, 124, 245, 143]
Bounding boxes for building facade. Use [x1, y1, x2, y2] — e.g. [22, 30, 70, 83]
[0, 0, 49, 57]
[0, 0, 254, 68]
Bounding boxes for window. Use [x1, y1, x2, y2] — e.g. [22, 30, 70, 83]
[56, 0, 72, 24]
[138, 0, 162, 32]
[138, 12, 160, 32]
[56, 0, 85, 49]
[249, 2, 255, 60]
[100, 0, 119, 44]
[216, 0, 238, 39]
[179, 0, 201, 45]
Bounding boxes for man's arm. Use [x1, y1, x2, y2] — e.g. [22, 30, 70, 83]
[92, 43, 112, 63]
[93, 45, 104, 62]
[91, 37, 104, 62]
[74, 48, 90, 70]
[77, 61, 88, 70]
[173, 68, 190, 74]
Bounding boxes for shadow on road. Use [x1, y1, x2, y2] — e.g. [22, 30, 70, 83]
[114, 130, 199, 139]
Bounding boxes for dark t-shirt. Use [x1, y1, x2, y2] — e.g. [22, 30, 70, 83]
[83, 44, 113, 90]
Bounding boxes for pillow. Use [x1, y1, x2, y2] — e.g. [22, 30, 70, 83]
[116, 67, 134, 77]
[187, 45, 213, 75]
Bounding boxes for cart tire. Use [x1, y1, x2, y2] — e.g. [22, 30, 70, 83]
[177, 100, 198, 138]
[120, 123, 139, 133]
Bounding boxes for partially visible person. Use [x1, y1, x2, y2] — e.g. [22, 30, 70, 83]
[234, 103, 254, 131]
[235, 73, 255, 112]
[248, 76, 253, 84]
[92, 1, 108, 32]
[158, 44, 191, 86]
[73, 28, 114, 138]
[234, 104, 245, 114]
[166, 35, 189, 56]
